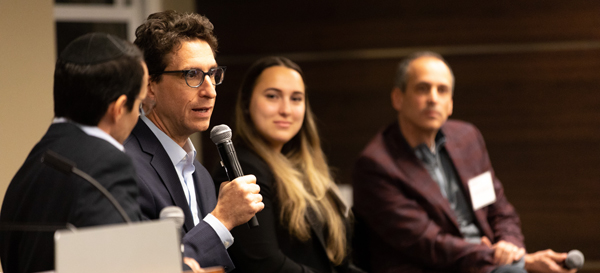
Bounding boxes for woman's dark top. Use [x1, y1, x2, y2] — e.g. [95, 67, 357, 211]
[212, 145, 365, 273]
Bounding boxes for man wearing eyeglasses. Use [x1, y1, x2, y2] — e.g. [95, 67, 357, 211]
[124, 11, 264, 271]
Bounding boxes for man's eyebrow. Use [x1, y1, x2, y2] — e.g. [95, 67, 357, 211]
[186, 64, 219, 70]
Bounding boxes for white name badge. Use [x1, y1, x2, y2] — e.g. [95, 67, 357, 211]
[468, 171, 496, 211]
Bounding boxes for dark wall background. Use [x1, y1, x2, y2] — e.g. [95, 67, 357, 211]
[196, 0, 600, 264]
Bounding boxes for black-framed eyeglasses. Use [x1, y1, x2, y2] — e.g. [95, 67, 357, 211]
[153, 66, 226, 88]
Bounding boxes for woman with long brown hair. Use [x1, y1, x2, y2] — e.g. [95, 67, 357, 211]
[213, 56, 364, 273]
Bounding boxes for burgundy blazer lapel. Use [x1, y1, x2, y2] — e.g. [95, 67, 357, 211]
[442, 120, 495, 240]
[385, 123, 461, 232]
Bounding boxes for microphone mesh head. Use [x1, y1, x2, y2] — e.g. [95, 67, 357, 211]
[210, 124, 232, 144]
[566, 249, 584, 270]
[159, 206, 185, 227]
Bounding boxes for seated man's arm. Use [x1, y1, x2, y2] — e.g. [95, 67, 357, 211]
[481, 174, 526, 265]
[484, 173, 525, 248]
[475, 129, 526, 266]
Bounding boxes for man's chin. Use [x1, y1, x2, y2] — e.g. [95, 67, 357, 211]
[426, 118, 447, 129]
[191, 119, 211, 133]
[422, 122, 444, 132]
[200, 123, 210, 131]
[195, 125, 210, 133]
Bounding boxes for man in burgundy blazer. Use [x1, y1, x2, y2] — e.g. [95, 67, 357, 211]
[353, 52, 573, 273]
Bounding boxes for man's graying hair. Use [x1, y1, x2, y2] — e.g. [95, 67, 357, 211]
[394, 51, 455, 92]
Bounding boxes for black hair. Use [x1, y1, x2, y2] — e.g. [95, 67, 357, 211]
[53, 35, 144, 126]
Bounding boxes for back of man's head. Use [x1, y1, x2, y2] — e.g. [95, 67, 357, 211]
[54, 32, 144, 126]
[133, 10, 218, 82]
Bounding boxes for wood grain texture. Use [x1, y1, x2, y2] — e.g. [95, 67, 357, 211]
[197, 0, 600, 261]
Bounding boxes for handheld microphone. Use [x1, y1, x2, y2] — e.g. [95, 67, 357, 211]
[41, 150, 132, 223]
[565, 249, 584, 270]
[210, 124, 259, 228]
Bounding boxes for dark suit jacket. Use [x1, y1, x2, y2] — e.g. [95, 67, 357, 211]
[124, 119, 234, 271]
[353, 120, 524, 273]
[0, 122, 143, 273]
[213, 145, 365, 273]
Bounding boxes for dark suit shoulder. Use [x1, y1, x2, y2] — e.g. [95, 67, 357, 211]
[123, 120, 157, 179]
[124, 118, 154, 157]
[123, 119, 184, 221]
[45, 123, 134, 175]
[27, 124, 137, 195]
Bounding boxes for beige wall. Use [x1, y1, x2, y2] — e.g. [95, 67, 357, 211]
[0, 0, 195, 269]
[163, 0, 196, 13]
[0, 0, 198, 207]
[0, 0, 54, 270]
[0, 0, 55, 204]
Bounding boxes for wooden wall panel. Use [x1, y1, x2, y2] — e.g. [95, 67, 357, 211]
[198, 1, 600, 53]
[448, 51, 600, 258]
[196, 0, 600, 264]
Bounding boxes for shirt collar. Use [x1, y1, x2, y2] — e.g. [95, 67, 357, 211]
[414, 130, 446, 163]
[140, 114, 196, 166]
[52, 117, 124, 152]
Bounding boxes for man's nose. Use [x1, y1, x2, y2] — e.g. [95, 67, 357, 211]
[198, 75, 216, 98]
[428, 88, 439, 102]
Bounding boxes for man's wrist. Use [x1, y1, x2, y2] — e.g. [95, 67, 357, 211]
[524, 253, 535, 270]
[204, 213, 234, 249]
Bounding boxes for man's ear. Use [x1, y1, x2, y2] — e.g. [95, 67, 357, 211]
[143, 81, 157, 113]
[108, 95, 128, 123]
[391, 87, 403, 112]
[147, 79, 157, 100]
